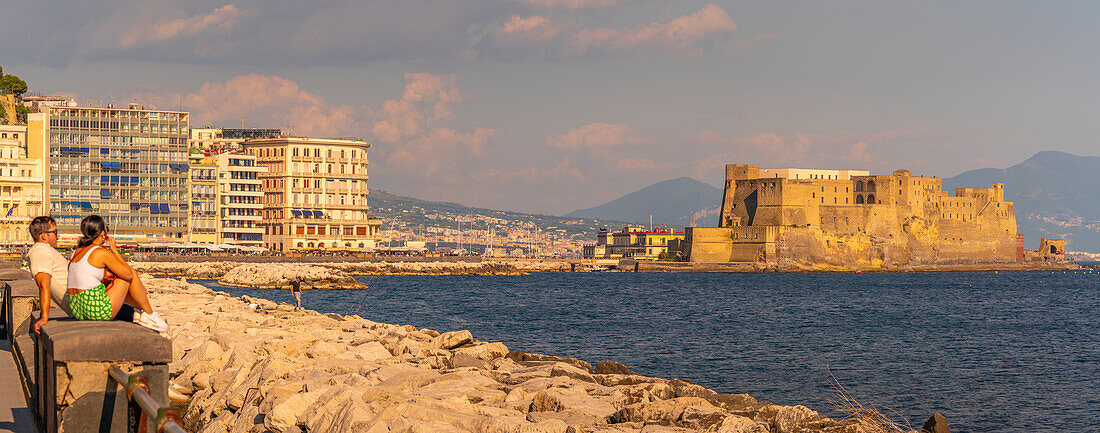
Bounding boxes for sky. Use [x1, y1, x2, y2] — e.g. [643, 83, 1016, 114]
[3, 1, 1099, 214]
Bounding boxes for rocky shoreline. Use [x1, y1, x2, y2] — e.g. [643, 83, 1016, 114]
[149, 277, 874, 433]
[132, 261, 571, 288]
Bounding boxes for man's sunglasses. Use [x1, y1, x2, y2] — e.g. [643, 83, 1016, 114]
[43, 230, 58, 235]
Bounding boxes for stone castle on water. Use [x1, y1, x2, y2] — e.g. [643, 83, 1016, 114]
[680, 164, 1064, 268]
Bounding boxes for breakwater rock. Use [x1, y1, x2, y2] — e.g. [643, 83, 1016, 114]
[133, 261, 239, 279]
[328, 260, 570, 276]
[217, 263, 366, 289]
[149, 277, 866, 433]
[132, 260, 572, 281]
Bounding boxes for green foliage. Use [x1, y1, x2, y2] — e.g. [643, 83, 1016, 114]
[0, 103, 6, 123]
[0, 74, 28, 95]
[14, 105, 28, 124]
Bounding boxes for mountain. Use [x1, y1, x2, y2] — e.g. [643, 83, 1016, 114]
[564, 177, 722, 227]
[943, 151, 1100, 252]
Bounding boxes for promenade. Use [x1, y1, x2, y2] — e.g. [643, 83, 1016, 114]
[0, 339, 33, 433]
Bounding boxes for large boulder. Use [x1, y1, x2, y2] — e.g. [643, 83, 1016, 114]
[921, 412, 951, 433]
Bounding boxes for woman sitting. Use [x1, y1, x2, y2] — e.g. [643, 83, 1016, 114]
[67, 215, 169, 333]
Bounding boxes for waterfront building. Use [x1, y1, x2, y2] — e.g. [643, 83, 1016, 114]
[585, 226, 685, 260]
[242, 137, 381, 252]
[27, 104, 190, 243]
[187, 153, 218, 244]
[680, 163, 1020, 266]
[0, 125, 46, 245]
[215, 152, 266, 246]
[190, 127, 281, 153]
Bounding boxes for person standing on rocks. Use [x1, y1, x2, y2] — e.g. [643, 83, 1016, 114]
[291, 277, 303, 310]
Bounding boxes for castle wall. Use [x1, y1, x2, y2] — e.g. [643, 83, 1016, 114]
[700, 164, 1021, 268]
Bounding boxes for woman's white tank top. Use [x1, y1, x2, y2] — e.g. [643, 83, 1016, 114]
[68, 246, 105, 291]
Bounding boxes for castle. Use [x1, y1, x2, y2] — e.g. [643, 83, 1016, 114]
[682, 164, 1024, 267]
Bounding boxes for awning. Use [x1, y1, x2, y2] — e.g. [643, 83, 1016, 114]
[291, 210, 303, 217]
[79, 202, 92, 209]
[100, 148, 109, 155]
[149, 204, 159, 214]
[100, 189, 111, 197]
[160, 204, 170, 213]
[130, 203, 140, 210]
[314, 210, 324, 218]
[100, 176, 109, 184]
[179, 203, 189, 209]
[109, 176, 119, 183]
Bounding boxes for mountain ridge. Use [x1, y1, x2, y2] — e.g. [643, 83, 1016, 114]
[563, 177, 722, 227]
[943, 151, 1100, 252]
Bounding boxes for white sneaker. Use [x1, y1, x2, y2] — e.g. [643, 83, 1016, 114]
[135, 311, 170, 333]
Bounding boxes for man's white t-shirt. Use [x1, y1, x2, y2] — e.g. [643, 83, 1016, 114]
[26, 242, 72, 315]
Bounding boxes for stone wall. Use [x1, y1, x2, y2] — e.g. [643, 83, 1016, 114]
[707, 163, 1021, 269]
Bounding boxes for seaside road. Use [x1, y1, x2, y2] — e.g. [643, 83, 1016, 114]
[0, 339, 34, 433]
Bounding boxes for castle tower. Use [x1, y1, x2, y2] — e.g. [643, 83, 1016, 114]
[719, 164, 759, 227]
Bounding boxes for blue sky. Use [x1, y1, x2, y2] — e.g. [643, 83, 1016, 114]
[3, 1, 1098, 214]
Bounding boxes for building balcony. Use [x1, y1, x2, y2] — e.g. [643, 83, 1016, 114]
[221, 227, 265, 234]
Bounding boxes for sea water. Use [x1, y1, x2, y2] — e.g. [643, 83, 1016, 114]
[198, 271, 1100, 432]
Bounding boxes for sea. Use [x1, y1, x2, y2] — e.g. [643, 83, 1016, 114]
[196, 271, 1100, 433]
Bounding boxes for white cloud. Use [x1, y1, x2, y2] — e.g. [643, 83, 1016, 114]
[546, 122, 641, 157]
[572, 4, 736, 54]
[114, 4, 242, 49]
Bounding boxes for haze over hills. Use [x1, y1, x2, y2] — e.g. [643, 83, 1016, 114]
[368, 189, 630, 254]
[943, 151, 1100, 252]
[563, 177, 722, 227]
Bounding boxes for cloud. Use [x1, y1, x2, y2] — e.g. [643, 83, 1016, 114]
[572, 4, 736, 54]
[114, 4, 243, 49]
[371, 73, 467, 144]
[687, 130, 945, 172]
[615, 157, 678, 171]
[133, 74, 363, 138]
[494, 15, 568, 43]
[547, 122, 641, 157]
[469, 157, 584, 184]
[504, 0, 624, 9]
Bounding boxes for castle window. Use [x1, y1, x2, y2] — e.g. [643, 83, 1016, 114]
[856, 181, 864, 191]
[856, 196, 864, 204]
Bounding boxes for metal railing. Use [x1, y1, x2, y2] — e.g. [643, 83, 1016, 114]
[107, 367, 187, 433]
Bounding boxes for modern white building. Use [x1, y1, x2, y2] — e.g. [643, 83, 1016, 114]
[758, 168, 870, 181]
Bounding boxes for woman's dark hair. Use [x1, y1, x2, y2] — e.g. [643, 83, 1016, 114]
[76, 215, 107, 249]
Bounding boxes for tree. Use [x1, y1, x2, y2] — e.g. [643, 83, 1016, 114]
[0, 74, 28, 96]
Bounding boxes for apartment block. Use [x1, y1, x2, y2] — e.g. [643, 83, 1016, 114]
[0, 125, 46, 244]
[215, 152, 266, 246]
[242, 137, 381, 252]
[187, 153, 218, 244]
[28, 104, 190, 243]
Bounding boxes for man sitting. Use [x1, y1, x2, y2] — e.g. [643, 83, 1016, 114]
[26, 216, 133, 334]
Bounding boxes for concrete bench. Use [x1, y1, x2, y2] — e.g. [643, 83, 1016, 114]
[36, 317, 172, 433]
[1, 267, 38, 342]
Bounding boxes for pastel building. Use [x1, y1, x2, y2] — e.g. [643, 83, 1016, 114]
[28, 104, 190, 243]
[585, 226, 685, 260]
[241, 137, 381, 252]
[187, 154, 218, 244]
[215, 152, 266, 246]
[0, 125, 46, 245]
